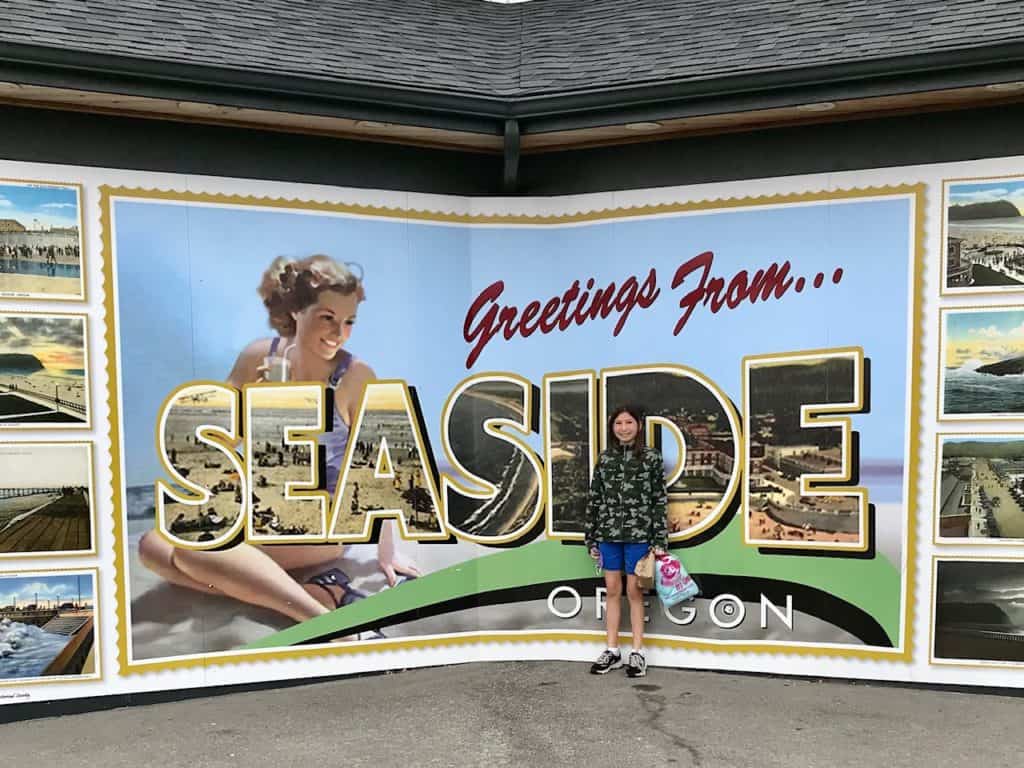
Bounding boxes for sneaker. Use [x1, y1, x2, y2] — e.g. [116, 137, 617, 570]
[625, 651, 647, 678]
[589, 649, 623, 675]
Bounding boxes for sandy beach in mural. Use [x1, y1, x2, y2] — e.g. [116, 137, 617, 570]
[160, 391, 243, 542]
[327, 381, 443, 537]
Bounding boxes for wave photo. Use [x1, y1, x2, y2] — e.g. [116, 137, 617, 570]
[940, 307, 1024, 419]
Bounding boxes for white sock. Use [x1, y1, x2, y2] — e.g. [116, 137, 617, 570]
[632, 647, 644, 656]
[607, 647, 619, 655]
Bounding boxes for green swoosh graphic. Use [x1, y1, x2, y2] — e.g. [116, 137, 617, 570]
[244, 516, 901, 650]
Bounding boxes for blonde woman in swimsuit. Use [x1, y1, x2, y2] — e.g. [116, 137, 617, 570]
[139, 255, 420, 625]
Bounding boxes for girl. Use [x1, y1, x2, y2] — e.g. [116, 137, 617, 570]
[139, 254, 419, 629]
[585, 404, 668, 678]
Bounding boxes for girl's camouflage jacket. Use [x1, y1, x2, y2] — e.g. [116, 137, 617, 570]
[584, 444, 668, 551]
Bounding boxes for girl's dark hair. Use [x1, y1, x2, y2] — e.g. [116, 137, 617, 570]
[607, 404, 646, 459]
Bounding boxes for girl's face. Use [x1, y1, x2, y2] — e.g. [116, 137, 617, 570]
[612, 412, 640, 445]
[292, 289, 359, 360]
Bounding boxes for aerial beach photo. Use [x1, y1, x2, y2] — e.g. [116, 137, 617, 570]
[945, 178, 1024, 294]
[940, 307, 1024, 419]
[0, 443, 94, 556]
[546, 376, 595, 536]
[0, 180, 84, 301]
[434, 379, 539, 541]
[0, 312, 89, 427]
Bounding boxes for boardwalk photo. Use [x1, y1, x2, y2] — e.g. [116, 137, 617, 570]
[0, 571, 97, 682]
[0, 312, 89, 428]
[0, 180, 84, 301]
[0, 443, 94, 556]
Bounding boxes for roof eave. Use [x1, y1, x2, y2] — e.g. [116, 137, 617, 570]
[0, 40, 510, 135]
[2, 38, 1024, 138]
[513, 39, 1024, 132]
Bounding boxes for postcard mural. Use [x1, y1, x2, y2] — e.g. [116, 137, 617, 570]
[0, 569, 98, 685]
[943, 177, 1024, 296]
[0, 180, 84, 302]
[0, 312, 90, 429]
[0, 443, 95, 557]
[99, 184, 922, 674]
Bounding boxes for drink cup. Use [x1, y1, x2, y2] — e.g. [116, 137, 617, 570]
[262, 356, 291, 382]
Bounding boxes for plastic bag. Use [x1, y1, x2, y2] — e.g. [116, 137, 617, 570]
[655, 552, 699, 607]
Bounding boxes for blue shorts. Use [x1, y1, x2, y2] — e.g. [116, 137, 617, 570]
[597, 542, 651, 574]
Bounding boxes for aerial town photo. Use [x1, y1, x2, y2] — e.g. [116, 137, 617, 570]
[745, 355, 865, 548]
[936, 435, 1024, 541]
[603, 370, 740, 537]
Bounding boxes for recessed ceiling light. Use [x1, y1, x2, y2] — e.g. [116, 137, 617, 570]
[623, 121, 663, 132]
[796, 102, 836, 112]
[986, 81, 1024, 92]
[354, 120, 393, 129]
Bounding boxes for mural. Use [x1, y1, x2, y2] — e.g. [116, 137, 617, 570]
[15, 156, 1024, 703]
[101, 185, 920, 672]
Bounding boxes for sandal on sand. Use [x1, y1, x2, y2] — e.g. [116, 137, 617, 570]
[306, 568, 367, 609]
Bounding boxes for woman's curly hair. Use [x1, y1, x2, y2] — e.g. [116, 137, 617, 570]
[257, 255, 365, 337]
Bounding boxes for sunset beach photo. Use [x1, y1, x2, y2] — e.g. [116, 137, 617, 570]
[0, 312, 89, 428]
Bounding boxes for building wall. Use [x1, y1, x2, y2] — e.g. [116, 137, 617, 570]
[3, 101, 1024, 195]
[0, 104, 501, 195]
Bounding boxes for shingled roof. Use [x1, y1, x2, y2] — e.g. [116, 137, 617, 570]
[1, 0, 1023, 98]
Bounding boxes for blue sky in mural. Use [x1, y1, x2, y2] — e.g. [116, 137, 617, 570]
[0, 182, 78, 229]
[113, 196, 911, 488]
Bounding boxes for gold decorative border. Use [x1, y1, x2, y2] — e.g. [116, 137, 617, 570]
[939, 174, 1024, 299]
[0, 566, 101, 686]
[100, 183, 925, 674]
[0, 177, 87, 304]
